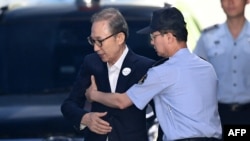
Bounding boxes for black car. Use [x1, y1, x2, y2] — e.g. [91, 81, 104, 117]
[0, 0, 200, 140]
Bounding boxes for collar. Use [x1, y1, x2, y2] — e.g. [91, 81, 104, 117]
[107, 45, 128, 70]
[221, 20, 250, 38]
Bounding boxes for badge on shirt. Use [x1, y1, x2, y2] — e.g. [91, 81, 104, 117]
[122, 67, 131, 76]
[138, 74, 147, 84]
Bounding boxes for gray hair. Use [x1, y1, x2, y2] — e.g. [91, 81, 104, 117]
[91, 8, 129, 39]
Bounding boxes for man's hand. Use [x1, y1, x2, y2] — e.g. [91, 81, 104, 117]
[81, 112, 112, 134]
[86, 75, 98, 102]
[85, 75, 132, 109]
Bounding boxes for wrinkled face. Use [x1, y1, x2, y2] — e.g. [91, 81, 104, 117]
[221, 0, 246, 18]
[90, 20, 123, 64]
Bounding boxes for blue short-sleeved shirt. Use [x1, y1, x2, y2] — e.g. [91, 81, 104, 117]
[194, 21, 250, 104]
[127, 48, 222, 141]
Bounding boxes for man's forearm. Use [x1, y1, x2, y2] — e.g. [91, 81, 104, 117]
[93, 92, 133, 109]
[93, 92, 120, 108]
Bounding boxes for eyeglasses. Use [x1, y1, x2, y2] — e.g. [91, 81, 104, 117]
[87, 32, 119, 47]
[150, 33, 163, 41]
[150, 32, 176, 41]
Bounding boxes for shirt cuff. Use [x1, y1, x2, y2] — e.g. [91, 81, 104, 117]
[80, 123, 87, 130]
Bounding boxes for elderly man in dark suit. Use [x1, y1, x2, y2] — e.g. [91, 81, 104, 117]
[61, 8, 155, 141]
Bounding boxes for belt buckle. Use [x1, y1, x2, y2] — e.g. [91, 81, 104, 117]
[231, 104, 239, 111]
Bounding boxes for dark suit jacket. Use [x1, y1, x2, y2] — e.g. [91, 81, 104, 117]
[61, 49, 155, 141]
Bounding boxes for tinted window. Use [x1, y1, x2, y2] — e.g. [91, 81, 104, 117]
[1, 20, 59, 94]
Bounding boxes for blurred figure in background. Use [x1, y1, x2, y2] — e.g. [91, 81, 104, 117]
[194, 0, 250, 127]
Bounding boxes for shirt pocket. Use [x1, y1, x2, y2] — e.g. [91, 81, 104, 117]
[242, 39, 250, 54]
[206, 44, 226, 75]
[207, 45, 225, 59]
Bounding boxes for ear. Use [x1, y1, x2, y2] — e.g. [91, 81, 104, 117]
[116, 32, 126, 45]
[166, 32, 175, 43]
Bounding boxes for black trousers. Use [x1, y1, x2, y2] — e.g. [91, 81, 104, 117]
[218, 103, 250, 141]
[218, 103, 250, 125]
[176, 137, 221, 141]
[156, 126, 221, 141]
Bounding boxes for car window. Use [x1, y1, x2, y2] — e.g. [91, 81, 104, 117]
[1, 19, 61, 94]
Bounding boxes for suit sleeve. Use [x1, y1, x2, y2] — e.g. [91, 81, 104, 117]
[61, 56, 91, 131]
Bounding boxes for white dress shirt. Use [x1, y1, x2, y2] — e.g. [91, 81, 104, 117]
[107, 46, 128, 92]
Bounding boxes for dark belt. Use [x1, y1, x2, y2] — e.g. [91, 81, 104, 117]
[176, 137, 221, 141]
[219, 103, 250, 112]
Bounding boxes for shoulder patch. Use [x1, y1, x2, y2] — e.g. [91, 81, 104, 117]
[202, 24, 219, 33]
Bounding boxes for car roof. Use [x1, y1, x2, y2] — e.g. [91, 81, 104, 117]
[1, 2, 163, 22]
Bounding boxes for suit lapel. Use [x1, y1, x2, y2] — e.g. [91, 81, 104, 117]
[95, 61, 111, 92]
[115, 50, 136, 92]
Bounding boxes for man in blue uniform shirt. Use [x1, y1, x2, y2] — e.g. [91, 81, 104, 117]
[194, 0, 250, 127]
[86, 7, 222, 141]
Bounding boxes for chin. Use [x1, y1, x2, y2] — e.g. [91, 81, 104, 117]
[101, 58, 108, 63]
[98, 55, 106, 62]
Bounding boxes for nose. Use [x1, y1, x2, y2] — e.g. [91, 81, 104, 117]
[93, 44, 100, 52]
[150, 40, 154, 46]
